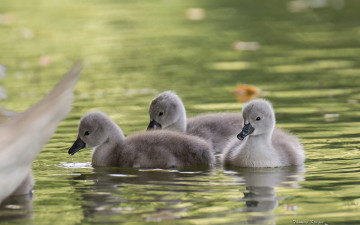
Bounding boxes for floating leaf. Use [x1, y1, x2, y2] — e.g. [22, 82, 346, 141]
[186, 8, 205, 21]
[0, 13, 16, 25]
[233, 84, 261, 103]
[39, 55, 51, 66]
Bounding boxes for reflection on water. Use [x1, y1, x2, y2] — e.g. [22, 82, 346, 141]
[48, 165, 305, 224]
[1, 0, 360, 224]
[69, 167, 215, 223]
[224, 166, 305, 224]
[0, 193, 33, 223]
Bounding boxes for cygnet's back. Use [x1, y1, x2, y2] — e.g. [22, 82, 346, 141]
[122, 130, 215, 168]
[270, 128, 304, 166]
[69, 111, 215, 169]
[187, 113, 243, 151]
[148, 91, 243, 152]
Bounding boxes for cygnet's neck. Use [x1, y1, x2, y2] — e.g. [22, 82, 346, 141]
[166, 108, 187, 132]
[107, 121, 125, 144]
[243, 131, 273, 153]
[92, 120, 125, 166]
[239, 128, 283, 167]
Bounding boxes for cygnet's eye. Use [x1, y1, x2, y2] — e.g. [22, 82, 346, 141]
[256, 117, 261, 121]
[159, 112, 164, 116]
[84, 131, 90, 136]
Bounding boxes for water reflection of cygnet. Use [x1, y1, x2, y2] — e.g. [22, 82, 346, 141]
[67, 167, 211, 222]
[226, 166, 305, 212]
[225, 166, 305, 225]
[0, 193, 33, 222]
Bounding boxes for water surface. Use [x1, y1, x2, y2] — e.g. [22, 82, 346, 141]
[0, 0, 360, 224]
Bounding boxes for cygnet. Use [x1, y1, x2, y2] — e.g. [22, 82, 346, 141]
[222, 99, 305, 167]
[68, 111, 215, 169]
[147, 91, 243, 152]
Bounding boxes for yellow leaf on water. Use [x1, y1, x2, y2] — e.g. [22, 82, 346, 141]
[233, 84, 261, 103]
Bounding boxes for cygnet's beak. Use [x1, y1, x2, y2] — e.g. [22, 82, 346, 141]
[237, 123, 254, 140]
[147, 119, 162, 130]
[68, 136, 86, 155]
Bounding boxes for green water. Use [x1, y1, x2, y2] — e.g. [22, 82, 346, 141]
[1, 0, 360, 224]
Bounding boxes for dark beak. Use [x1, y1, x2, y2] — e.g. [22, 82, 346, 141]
[68, 136, 86, 155]
[147, 119, 162, 130]
[237, 123, 254, 140]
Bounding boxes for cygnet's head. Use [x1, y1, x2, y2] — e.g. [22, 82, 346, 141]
[237, 99, 276, 140]
[147, 91, 185, 130]
[68, 111, 115, 155]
